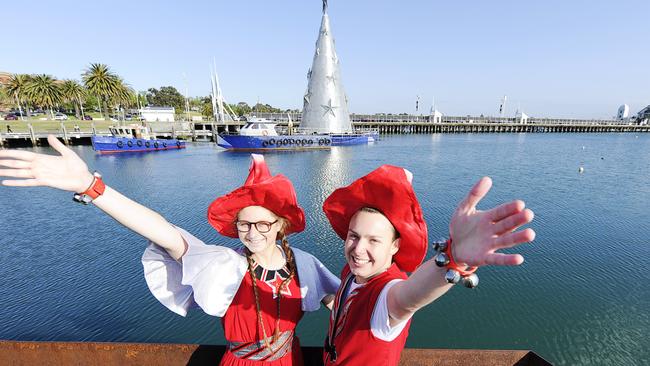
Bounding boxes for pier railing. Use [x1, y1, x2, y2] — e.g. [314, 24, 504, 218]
[0, 340, 551, 366]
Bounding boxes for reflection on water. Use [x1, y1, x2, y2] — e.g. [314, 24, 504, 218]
[1, 134, 650, 365]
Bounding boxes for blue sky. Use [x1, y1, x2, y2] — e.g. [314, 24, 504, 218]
[2, 0, 648, 118]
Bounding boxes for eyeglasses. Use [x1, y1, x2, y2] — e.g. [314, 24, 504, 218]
[235, 220, 278, 233]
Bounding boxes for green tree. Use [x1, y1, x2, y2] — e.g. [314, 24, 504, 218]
[232, 102, 252, 116]
[5, 74, 31, 118]
[61, 79, 88, 119]
[82, 63, 121, 118]
[200, 96, 213, 118]
[24, 74, 63, 119]
[146, 86, 185, 113]
[110, 79, 136, 115]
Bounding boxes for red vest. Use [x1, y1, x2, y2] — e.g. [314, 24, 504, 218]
[323, 264, 410, 366]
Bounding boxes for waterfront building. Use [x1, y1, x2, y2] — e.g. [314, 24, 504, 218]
[636, 105, 650, 124]
[617, 104, 630, 120]
[139, 106, 175, 122]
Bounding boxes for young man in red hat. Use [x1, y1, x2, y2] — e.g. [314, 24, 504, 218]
[321, 165, 535, 366]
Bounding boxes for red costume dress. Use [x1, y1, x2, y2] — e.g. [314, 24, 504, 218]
[324, 264, 410, 366]
[220, 262, 304, 366]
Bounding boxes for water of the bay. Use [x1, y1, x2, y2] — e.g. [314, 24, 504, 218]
[1, 133, 648, 365]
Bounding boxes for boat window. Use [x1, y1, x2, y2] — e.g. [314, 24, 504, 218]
[252, 124, 259, 129]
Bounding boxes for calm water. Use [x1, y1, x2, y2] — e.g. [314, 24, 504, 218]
[1, 134, 649, 365]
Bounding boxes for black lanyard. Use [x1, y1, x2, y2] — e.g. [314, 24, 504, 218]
[325, 274, 355, 363]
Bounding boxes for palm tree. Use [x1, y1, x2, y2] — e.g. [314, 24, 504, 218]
[24, 74, 63, 119]
[82, 63, 120, 119]
[5, 74, 31, 119]
[110, 79, 136, 120]
[61, 80, 88, 119]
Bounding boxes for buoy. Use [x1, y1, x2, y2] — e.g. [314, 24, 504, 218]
[581, 146, 586, 150]
[578, 166, 584, 173]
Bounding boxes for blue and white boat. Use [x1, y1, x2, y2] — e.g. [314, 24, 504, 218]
[217, 117, 331, 151]
[91, 124, 186, 154]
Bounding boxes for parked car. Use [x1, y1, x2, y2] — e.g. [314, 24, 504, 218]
[83, 115, 93, 121]
[54, 113, 68, 121]
[4, 114, 18, 120]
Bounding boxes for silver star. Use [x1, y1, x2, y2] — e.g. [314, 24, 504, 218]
[321, 98, 337, 117]
[325, 74, 336, 85]
[307, 68, 312, 79]
[304, 92, 312, 105]
[316, 47, 320, 56]
[332, 55, 338, 64]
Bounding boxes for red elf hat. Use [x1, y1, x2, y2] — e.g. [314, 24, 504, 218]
[322, 165, 428, 272]
[207, 154, 306, 238]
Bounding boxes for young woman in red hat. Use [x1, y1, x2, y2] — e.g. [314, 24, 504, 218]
[321, 165, 535, 366]
[0, 136, 339, 366]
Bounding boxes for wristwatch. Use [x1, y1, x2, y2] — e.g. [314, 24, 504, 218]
[73, 171, 106, 205]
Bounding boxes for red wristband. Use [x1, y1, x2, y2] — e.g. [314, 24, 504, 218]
[82, 174, 106, 199]
[444, 238, 478, 276]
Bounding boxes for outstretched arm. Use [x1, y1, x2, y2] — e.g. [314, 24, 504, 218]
[0, 135, 186, 259]
[387, 177, 535, 325]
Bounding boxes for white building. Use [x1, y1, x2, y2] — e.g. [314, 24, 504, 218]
[616, 104, 629, 120]
[516, 111, 529, 124]
[140, 107, 175, 122]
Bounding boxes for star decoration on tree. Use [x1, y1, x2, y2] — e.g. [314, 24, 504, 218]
[321, 98, 337, 117]
[316, 48, 320, 56]
[325, 74, 336, 85]
[304, 91, 312, 105]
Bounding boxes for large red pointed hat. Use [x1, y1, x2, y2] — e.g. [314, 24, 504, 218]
[208, 154, 305, 238]
[322, 165, 428, 272]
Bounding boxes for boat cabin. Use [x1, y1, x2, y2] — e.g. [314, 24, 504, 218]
[109, 124, 152, 139]
[239, 117, 279, 136]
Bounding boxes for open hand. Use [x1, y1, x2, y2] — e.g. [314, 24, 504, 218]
[0, 135, 94, 193]
[449, 177, 535, 267]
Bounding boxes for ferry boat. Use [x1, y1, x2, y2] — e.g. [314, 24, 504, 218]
[91, 124, 186, 154]
[217, 117, 332, 151]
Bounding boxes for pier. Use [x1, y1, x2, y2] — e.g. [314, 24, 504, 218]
[0, 340, 550, 366]
[1, 114, 648, 148]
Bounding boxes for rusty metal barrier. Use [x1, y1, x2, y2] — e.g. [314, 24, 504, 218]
[0, 341, 551, 365]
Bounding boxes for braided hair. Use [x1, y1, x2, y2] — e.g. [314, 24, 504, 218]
[243, 217, 297, 350]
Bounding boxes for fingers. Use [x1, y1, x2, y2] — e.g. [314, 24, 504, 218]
[0, 169, 33, 179]
[2, 178, 41, 187]
[0, 149, 36, 161]
[492, 208, 534, 235]
[486, 200, 526, 223]
[493, 228, 536, 249]
[0, 159, 31, 169]
[484, 252, 524, 266]
[47, 135, 71, 156]
[460, 176, 492, 211]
